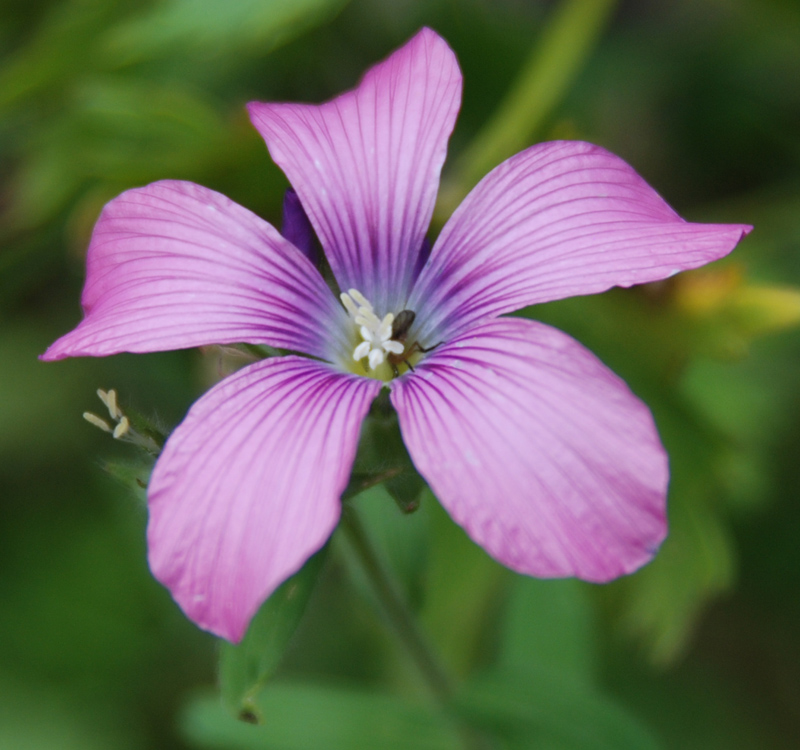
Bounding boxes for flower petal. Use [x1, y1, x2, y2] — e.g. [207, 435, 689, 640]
[390, 317, 668, 582]
[410, 141, 752, 343]
[247, 28, 462, 313]
[147, 356, 381, 642]
[42, 180, 347, 362]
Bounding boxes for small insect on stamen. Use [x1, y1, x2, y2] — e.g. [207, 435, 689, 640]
[391, 310, 416, 341]
[387, 310, 439, 377]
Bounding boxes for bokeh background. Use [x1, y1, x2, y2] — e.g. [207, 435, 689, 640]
[2, 0, 800, 747]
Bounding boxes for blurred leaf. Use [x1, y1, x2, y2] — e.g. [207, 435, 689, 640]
[455, 673, 660, 750]
[219, 549, 327, 721]
[0, 482, 160, 683]
[421, 493, 507, 678]
[100, 456, 153, 506]
[0, 320, 92, 465]
[0, 0, 348, 111]
[0, 674, 140, 750]
[11, 78, 232, 229]
[106, 0, 350, 63]
[0, 227, 67, 312]
[183, 683, 462, 750]
[680, 355, 784, 447]
[344, 485, 430, 601]
[673, 264, 800, 356]
[0, 0, 123, 110]
[437, 0, 618, 217]
[609, 481, 735, 665]
[732, 284, 800, 334]
[498, 577, 596, 684]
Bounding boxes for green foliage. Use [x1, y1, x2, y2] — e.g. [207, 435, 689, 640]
[219, 551, 328, 722]
[108, 0, 350, 62]
[420, 495, 507, 678]
[0, 321, 93, 465]
[0, 0, 347, 305]
[0, 675, 141, 750]
[182, 683, 462, 750]
[100, 457, 152, 505]
[454, 674, 659, 750]
[12, 79, 232, 229]
[497, 578, 596, 684]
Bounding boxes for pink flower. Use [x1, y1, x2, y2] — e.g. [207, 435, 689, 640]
[43, 29, 751, 642]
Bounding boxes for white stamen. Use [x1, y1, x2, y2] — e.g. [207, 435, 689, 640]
[348, 288, 371, 309]
[341, 293, 359, 318]
[368, 349, 385, 370]
[90, 388, 135, 442]
[97, 388, 122, 420]
[85, 388, 160, 453]
[113, 416, 130, 439]
[353, 341, 371, 361]
[384, 340, 404, 355]
[377, 316, 393, 341]
[340, 289, 406, 372]
[84, 412, 112, 432]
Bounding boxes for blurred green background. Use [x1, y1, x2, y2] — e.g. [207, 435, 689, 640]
[2, 0, 800, 747]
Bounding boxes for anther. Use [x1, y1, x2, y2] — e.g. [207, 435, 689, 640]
[84, 412, 112, 432]
[348, 289, 371, 309]
[113, 416, 130, 439]
[340, 289, 407, 373]
[97, 388, 122, 420]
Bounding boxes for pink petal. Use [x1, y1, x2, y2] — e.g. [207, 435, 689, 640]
[390, 317, 668, 582]
[147, 356, 381, 642]
[247, 28, 462, 313]
[42, 180, 347, 362]
[410, 141, 752, 344]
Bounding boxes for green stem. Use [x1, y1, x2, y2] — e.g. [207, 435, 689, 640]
[340, 506, 454, 703]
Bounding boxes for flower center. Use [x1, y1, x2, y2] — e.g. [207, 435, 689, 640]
[340, 289, 406, 374]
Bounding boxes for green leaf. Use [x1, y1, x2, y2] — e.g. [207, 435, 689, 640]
[607, 482, 735, 664]
[498, 577, 596, 684]
[420, 494, 507, 678]
[0, 0, 123, 111]
[183, 683, 462, 750]
[456, 673, 660, 750]
[99, 457, 153, 505]
[11, 79, 232, 230]
[106, 0, 350, 62]
[218, 549, 327, 721]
